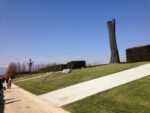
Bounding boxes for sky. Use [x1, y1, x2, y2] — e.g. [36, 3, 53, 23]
[0, 0, 150, 69]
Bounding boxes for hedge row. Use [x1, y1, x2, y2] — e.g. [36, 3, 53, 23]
[126, 44, 150, 62]
[39, 60, 86, 72]
[39, 64, 67, 72]
[49, 64, 67, 72]
[67, 61, 86, 69]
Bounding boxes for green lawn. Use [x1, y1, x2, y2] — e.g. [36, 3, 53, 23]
[15, 62, 147, 95]
[64, 75, 150, 113]
[13, 73, 46, 82]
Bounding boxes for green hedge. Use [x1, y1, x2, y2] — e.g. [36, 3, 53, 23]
[126, 44, 150, 62]
[39, 61, 86, 72]
[67, 61, 86, 69]
[39, 64, 67, 72]
[49, 64, 67, 72]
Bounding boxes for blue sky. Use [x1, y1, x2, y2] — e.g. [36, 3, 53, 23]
[0, 0, 150, 68]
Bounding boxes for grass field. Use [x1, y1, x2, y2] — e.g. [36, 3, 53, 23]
[64, 75, 150, 113]
[15, 62, 147, 95]
[13, 73, 46, 81]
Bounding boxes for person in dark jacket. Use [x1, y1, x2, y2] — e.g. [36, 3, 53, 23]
[7, 77, 12, 89]
[0, 79, 3, 96]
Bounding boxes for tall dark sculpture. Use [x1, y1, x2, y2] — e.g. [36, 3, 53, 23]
[27, 58, 34, 76]
[107, 19, 120, 63]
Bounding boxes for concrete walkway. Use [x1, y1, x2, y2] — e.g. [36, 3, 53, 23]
[39, 63, 150, 106]
[3, 84, 70, 113]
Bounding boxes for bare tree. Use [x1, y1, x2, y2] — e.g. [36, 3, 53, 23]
[17, 62, 21, 74]
[6, 62, 17, 78]
[21, 63, 26, 73]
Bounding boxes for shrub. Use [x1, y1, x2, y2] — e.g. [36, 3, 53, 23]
[126, 44, 150, 62]
[39, 64, 67, 72]
[67, 61, 86, 69]
[48, 64, 67, 72]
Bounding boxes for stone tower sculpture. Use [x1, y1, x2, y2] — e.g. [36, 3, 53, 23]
[107, 19, 120, 63]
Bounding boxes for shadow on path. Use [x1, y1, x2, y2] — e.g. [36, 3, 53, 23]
[0, 90, 21, 113]
[5, 100, 20, 104]
[0, 90, 4, 113]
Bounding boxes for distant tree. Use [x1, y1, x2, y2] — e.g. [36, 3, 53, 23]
[37, 64, 42, 71]
[21, 63, 26, 73]
[17, 62, 21, 74]
[32, 64, 39, 73]
[32, 64, 36, 72]
[6, 62, 17, 78]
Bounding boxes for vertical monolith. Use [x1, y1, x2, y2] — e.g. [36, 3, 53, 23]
[27, 58, 34, 76]
[107, 19, 120, 63]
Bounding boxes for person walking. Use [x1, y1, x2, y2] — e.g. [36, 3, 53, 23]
[7, 77, 12, 89]
[0, 79, 3, 96]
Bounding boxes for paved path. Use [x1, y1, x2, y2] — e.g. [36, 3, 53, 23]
[3, 84, 70, 113]
[39, 63, 150, 106]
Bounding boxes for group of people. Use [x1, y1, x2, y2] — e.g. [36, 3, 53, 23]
[0, 76, 12, 96]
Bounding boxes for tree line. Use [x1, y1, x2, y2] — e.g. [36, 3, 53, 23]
[5, 62, 46, 78]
